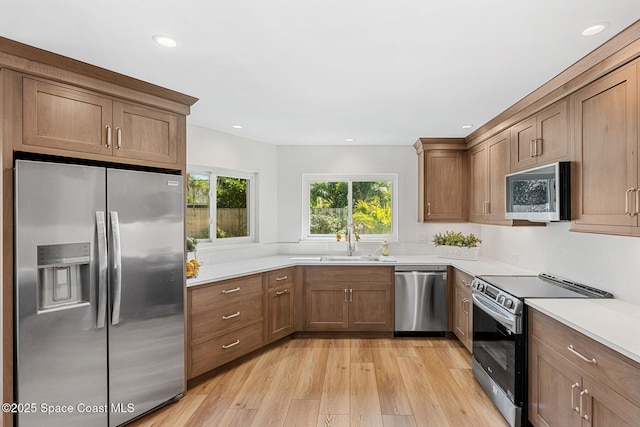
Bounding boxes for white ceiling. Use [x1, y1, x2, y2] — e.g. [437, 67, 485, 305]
[1, 1, 638, 145]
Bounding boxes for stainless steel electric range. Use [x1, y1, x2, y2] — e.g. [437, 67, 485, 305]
[470, 273, 613, 427]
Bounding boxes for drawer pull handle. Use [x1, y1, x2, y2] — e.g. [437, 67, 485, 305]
[275, 275, 288, 281]
[116, 127, 122, 149]
[222, 339, 240, 349]
[571, 383, 580, 413]
[461, 280, 470, 287]
[568, 345, 597, 364]
[276, 289, 288, 296]
[222, 287, 241, 294]
[105, 125, 112, 148]
[580, 389, 590, 421]
[222, 311, 240, 320]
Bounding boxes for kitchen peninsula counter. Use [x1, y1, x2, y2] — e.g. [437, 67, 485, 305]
[526, 298, 640, 364]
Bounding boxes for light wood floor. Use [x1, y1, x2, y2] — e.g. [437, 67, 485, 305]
[129, 336, 509, 427]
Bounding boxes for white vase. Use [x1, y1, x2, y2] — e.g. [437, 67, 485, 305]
[435, 245, 479, 261]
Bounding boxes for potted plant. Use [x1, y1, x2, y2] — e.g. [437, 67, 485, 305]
[186, 236, 198, 258]
[432, 230, 481, 260]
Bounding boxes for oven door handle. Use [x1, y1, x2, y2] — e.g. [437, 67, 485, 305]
[472, 293, 519, 333]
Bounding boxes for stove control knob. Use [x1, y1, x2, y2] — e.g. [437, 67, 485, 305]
[504, 299, 514, 309]
[498, 295, 506, 304]
[475, 282, 484, 292]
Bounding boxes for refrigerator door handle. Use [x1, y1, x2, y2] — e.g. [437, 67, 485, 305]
[96, 211, 108, 328]
[110, 211, 123, 325]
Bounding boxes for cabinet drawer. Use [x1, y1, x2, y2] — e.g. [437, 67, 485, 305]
[191, 293, 263, 345]
[191, 321, 264, 378]
[191, 275, 263, 314]
[530, 308, 640, 407]
[453, 268, 474, 289]
[304, 266, 393, 283]
[266, 267, 295, 289]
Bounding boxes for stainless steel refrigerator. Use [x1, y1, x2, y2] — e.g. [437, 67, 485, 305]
[14, 159, 185, 427]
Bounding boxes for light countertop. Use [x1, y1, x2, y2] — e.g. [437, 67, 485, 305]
[186, 254, 640, 365]
[186, 254, 534, 287]
[526, 298, 640, 364]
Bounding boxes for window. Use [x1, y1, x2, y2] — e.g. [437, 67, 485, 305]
[303, 174, 398, 241]
[186, 168, 255, 243]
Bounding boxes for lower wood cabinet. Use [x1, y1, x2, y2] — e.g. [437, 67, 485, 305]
[303, 266, 393, 331]
[266, 267, 296, 343]
[452, 268, 473, 352]
[528, 307, 640, 426]
[188, 274, 265, 379]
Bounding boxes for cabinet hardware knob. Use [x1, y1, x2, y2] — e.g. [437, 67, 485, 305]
[427, 202, 431, 216]
[276, 289, 288, 296]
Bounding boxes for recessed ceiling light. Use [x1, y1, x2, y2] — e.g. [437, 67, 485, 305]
[152, 34, 179, 48]
[231, 124, 243, 129]
[581, 23, 609, 36]
[345, 138, 355, 142]
[461, 124, 474, 129]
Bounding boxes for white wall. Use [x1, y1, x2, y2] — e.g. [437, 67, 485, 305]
[480, 223, 640, 305]
[186, 125, 280, 262]
[276, 144, 480, 255]
[188, 128, 640, 305]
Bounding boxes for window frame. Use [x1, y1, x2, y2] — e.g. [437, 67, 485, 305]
[187, 166, 257, 245]
[302, 173, 398, 242]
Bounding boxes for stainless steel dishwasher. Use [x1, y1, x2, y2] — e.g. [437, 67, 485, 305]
[394, 265, 448, 336]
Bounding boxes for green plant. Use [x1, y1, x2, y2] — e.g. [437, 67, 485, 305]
[186, 236, 199, 252]
[432, 231, 482, 248]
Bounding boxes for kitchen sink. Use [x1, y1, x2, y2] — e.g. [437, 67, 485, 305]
[320, 255, 381, 262]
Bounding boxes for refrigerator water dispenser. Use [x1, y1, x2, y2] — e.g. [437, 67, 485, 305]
[37, 242, 90, 312]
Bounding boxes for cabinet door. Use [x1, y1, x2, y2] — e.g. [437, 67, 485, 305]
[22, 77, 113, 155]
[582, 375, 640, 427]
[536, 99, 568, 164]
[572, 63, 638, 232]
[267, 285, 295, 342]
[304, 284, 349, 330]
[511, 116, 538, 170]
[112, 101, 179, 165]
[349, 283, 392, 331]
[424, 150, 466, 222]
[529, 337, 582, 427]
[469, 143, 488, 222]
[487, 131, 511, 221]
[453, 285, 469, 344]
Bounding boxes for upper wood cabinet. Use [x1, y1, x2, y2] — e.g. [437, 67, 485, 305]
[20, 75, 182, 168]
[414, 138, 467, 222]
[469, 130, 512, 224]
[511, 99, 569, 171]
[571, 61, 639, 236]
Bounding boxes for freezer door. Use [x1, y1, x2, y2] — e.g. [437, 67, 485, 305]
[15, 160, 108, 427]
[106, 169, 184, 427]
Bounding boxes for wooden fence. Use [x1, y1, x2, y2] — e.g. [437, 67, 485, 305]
[186, 205, 247, 238]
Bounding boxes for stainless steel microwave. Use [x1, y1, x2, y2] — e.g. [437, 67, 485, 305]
[505, 162, 571, 222]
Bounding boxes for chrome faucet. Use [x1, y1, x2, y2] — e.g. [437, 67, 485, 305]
[346, 223, 355, 256]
